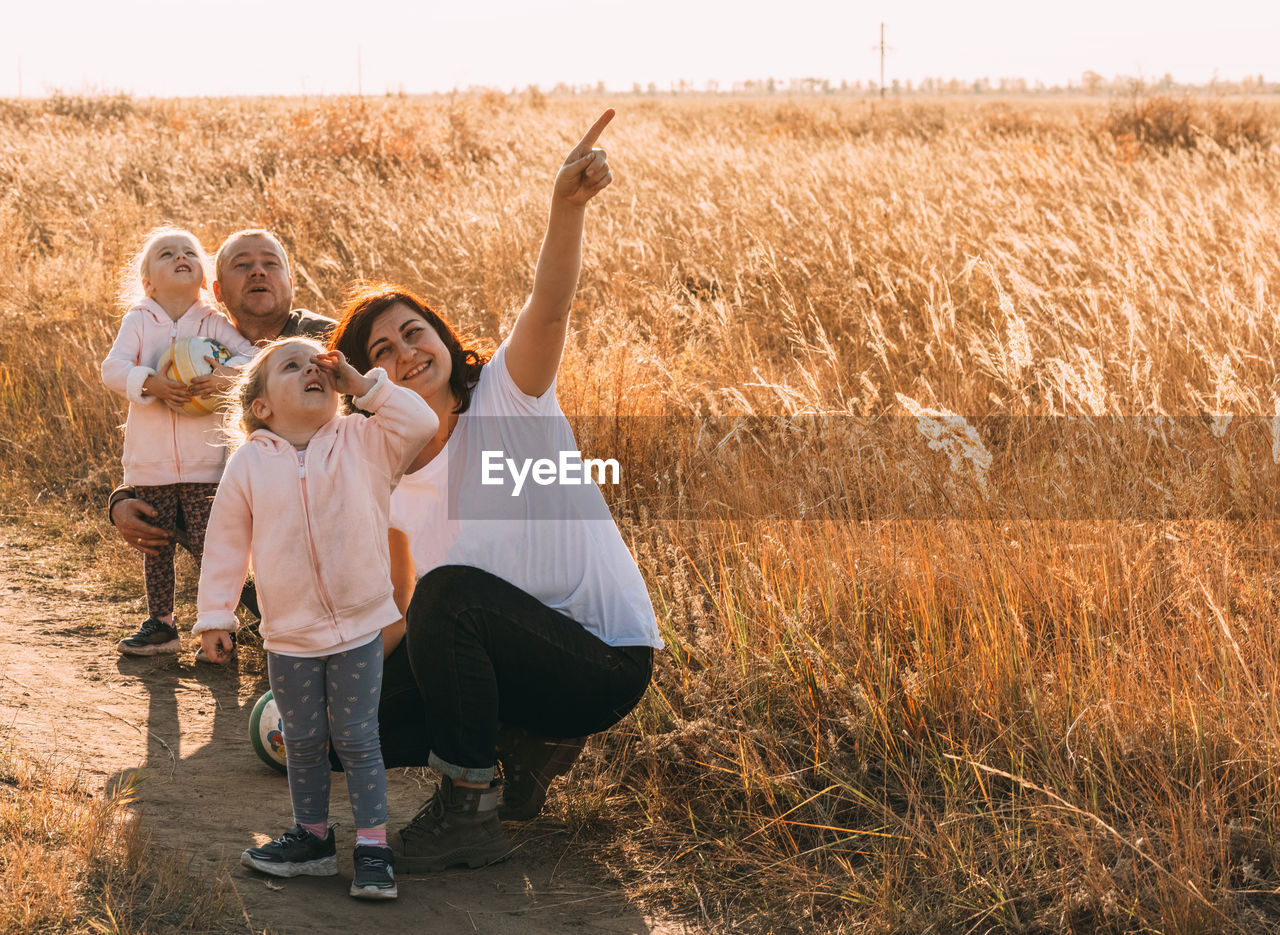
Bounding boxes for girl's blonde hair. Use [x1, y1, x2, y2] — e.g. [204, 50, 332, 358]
[118, 226, 214, 310]
[222, 337, 329, 448]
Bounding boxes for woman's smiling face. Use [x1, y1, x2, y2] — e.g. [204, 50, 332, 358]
[365, 302, 453, 404]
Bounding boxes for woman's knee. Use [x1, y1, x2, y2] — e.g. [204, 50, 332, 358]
[406, 565, 501, 635]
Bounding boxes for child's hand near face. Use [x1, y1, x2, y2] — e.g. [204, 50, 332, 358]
[312, 350, 375, 398]
[142, 373, 192, 411]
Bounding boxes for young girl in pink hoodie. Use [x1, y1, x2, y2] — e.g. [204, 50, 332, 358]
[101, 227, 255, 657]
[194, 337, 437, 900]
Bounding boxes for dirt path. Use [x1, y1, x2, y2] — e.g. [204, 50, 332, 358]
[0, 527, 686, 935]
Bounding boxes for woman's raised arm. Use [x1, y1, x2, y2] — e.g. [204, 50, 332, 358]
[505, 109, 615, 398]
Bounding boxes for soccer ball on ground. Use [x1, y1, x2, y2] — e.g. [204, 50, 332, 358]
[248, 689, 287, 774]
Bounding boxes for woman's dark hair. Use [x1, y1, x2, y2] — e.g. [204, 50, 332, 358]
[328, 282, 490, 414]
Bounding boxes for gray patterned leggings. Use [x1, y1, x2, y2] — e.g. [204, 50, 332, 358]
[268, 635, 387, 829]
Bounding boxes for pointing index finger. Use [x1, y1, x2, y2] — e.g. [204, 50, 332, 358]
[574, 109, 615, 154]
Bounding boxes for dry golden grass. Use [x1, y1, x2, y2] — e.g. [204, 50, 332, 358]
[5, 91, 1280, 932]
[0, 739, 236, 934]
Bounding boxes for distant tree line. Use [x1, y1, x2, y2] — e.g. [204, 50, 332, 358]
[503, 73, 1276, 97]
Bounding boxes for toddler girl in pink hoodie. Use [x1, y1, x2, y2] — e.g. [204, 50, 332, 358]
[101, 227, 255, 658]
[194, 337, 437, 900]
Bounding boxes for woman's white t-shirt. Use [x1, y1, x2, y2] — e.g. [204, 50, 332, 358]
[388, 341, 662, 649]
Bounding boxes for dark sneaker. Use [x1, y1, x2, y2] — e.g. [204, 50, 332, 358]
[497, 732, 586, 822]
[350, 845, 397, 899]
[394, 776, 510, 873]
[240, 825, 338, 878]
[117, 617, 180, 656]
[195, 630, 237, 665]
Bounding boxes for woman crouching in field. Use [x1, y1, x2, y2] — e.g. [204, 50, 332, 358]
[329, 109, 663, 872]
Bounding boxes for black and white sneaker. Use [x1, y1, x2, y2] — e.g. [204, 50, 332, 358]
[240, 825, 338, 878]
[350, 845, 397, 899]
[117, 617, 180, 656]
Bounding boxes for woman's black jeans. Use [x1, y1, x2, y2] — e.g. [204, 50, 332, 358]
[369, 565, 653, 782]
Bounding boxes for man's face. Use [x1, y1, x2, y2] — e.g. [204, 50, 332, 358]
[213, 234, 294, 325]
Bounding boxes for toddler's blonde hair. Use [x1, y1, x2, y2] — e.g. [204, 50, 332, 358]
[118, 226, 213, 310]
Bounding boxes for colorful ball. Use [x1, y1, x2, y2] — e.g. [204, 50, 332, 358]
[155, 337, 235, 416]
[248, 689, 287, 774]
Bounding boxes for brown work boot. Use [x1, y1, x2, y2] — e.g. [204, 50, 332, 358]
[393, 775, 510, 873]
[497, 731, 586, 822]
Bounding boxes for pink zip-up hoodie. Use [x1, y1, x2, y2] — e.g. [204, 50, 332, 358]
[193, 371, 439, 656]
[101, 299, 256, 486]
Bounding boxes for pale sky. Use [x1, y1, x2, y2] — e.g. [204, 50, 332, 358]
[4, 0, 1275, 97]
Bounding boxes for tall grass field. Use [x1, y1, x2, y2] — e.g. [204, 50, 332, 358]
[4, 91, 1280, 932]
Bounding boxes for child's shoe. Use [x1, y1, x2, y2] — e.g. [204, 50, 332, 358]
[240, 825, 338, 877]
[350, 844, 397, 899]
[117, 617, 180, 656]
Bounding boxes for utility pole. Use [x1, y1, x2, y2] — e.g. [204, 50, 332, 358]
[869, 24, 893, 98]
[878, 23, 886, 98]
